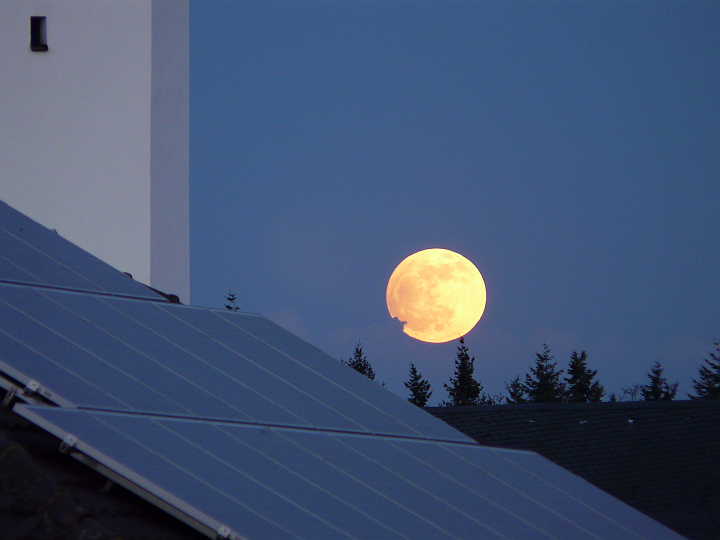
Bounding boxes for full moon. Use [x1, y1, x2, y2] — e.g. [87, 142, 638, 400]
[386, 249, 486, 343]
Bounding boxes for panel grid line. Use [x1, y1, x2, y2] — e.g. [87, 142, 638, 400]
[0, 252, 50, 286]
[0, 278, 170, 303]
[71, 407, 487, 445]
[91, 294, 348, 428]
[188, 418, 459, 540]
[329, 435, 535, 540]
[422, 443, 636, 540]
[208, 422, 419, 540]
[205, 308, 445, 440]
[33, 288, 271, 423]
[0, 292, 193, 415]
[152, 418, 378, 540]
[374, 439, 580, 540]
[0, 225, 163, 301]
[0, 323, 128, 411]
[488, 448, 650, 539]
[212, 422, 466, 540]
[75, 411, 323, 540]
[149, 301, 385, 432]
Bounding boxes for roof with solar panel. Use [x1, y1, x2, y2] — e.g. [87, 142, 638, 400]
[0, 199, 686, 540]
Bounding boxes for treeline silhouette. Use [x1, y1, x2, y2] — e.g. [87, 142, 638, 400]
[343, 339, 720, 407]
[222, 292, 718, 406]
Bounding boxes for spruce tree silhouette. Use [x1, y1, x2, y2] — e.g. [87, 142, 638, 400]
[689, 341, 720, 399]
[640, 361, 678, 401]
[565, 351, 604, 402]
[342, 341, 376, 380]
[404, 363, 433, 407]
[524, 343, 566, 402]
[444, 337, 482, 406]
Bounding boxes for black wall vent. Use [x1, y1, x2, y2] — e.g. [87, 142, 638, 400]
[30, 16, 48, 52]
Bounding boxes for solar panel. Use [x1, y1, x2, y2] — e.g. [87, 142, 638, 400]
[0, 284, 468, 440]
[16, 406, 685, 540]
[0, 200, 163, 300]
[0, 201, 688, 539]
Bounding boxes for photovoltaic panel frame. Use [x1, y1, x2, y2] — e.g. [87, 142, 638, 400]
[0, 284, 468, 441]
[15, 406, 686, 540]
[0, 200, 164, 300]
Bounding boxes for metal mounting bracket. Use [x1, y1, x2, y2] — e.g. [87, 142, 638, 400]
[59, 434, 77, 453]
[1, 386, 18, 408]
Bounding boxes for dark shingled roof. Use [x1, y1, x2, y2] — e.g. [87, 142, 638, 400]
[427, 400, 720, 540]
[0, 398, 206, 540]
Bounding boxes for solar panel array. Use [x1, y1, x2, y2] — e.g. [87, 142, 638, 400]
[17, 406, 680, 540]
[0, 201, 685, 540]
[0, 200, 163, 299]
[0, 285, 462, 439]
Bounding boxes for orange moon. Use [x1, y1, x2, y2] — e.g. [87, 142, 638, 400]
[386, 249, 486, 343]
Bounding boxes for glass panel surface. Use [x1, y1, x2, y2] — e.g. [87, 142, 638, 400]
[0, 254, 43, 286]
[18, 407, 685, 540]
[100, 297, 357, 427]
[171, 307, 468, 440]
[0, 202, 162, 299]
[345, 437, 549, 540]
[0, 330, 127, 409]
[26, 408, 299, 540]
[393, 441, 633, 540]
[0, 288, 181, 414]
[166, 420, 409, 540]
[0, 229, 103, 292]
[486, 448, 675, 538]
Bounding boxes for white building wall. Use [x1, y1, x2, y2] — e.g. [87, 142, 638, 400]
[0, 0, 189, 302]
[151, 0, 190, 303]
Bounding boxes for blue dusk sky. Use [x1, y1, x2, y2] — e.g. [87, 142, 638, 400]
[189, 0, 719, 405]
